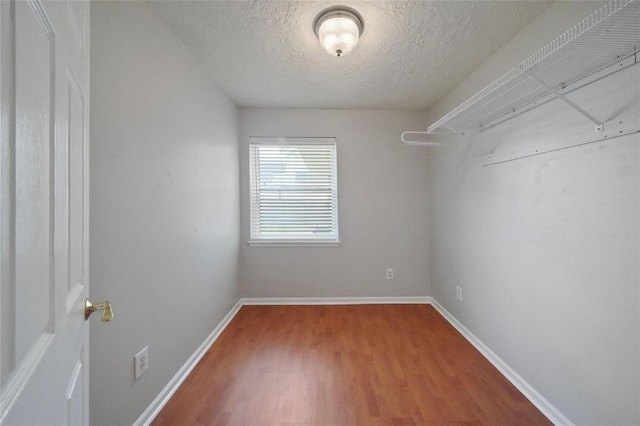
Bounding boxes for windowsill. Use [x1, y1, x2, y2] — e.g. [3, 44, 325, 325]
[248, 240, 341, 248]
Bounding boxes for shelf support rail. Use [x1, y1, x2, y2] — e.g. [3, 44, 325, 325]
[525, 70, 604, 131]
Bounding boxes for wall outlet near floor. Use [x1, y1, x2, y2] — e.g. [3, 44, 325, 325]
[134, 346, 149, 381]
[386, 268, 394, 280]
[456, 286, 463, 302]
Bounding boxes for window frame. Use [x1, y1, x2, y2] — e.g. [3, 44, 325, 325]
[248, 137, 340, 247]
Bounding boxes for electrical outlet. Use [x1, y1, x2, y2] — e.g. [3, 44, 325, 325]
[386, 268, 394, 280]
[456, 286, 463, 302]
[134, 346, 149, 381]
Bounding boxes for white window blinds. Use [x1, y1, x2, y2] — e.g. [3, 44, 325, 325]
[249, 137, 339, 244]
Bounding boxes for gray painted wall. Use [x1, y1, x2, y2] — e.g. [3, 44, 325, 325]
[427, 1, 639, 424]
[239, 109, 431, 298]
[89, 2, 240, 425]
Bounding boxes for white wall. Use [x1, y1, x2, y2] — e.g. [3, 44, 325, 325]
[239, 109, 430, 298]
[427, 1, 639, 424]
[89, 2, 240, 425]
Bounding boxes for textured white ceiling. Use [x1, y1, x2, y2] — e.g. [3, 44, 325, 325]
[147, 1, 552, 109]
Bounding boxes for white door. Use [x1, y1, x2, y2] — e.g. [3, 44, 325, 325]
[0, 0, 94, 424]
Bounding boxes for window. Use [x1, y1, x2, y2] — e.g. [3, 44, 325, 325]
[249, 137, 339, 246]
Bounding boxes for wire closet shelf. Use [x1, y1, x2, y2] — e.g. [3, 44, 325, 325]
[403, 0, 640, 145]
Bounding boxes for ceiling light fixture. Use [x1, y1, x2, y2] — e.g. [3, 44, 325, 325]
[313, 6, 364, 58]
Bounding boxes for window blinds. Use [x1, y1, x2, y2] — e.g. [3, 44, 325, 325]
[249, 138, 339, 242]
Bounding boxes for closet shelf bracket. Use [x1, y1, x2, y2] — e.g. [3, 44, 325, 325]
[443, 125, 465, 137]
[400, 131, 444, 147]
[525, 70, 604, 132]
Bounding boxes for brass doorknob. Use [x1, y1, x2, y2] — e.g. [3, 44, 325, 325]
[85, 298, 113, 321]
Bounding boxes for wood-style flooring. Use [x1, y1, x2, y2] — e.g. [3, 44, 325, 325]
[153, 304, 551, 425]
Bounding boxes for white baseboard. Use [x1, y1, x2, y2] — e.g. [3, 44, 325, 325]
[135, 296, 570, 426]
[240, 296, 432, 305]
[133, 299, 243, 426]
[430, 298, 572, 426]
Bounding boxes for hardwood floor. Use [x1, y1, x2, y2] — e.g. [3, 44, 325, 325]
[152, 304, 551, 425]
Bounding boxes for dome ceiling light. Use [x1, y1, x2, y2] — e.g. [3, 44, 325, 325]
[313, 6, 364, 57]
